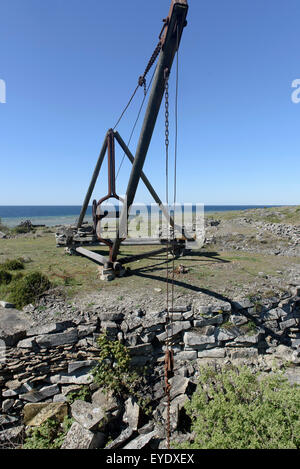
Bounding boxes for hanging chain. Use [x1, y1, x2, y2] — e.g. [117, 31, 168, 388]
[164, 66, 174, 451]
[164, 24, 179, 449]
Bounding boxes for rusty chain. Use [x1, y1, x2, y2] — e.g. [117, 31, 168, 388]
[113, 40, 162, 130]
[138, 41, 162, 96]
[163, 66, 174, 451]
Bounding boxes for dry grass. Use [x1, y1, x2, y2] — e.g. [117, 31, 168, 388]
[0, 227, 299, 303]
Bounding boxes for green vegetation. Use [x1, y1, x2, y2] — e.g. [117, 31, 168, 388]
[92, 332, 141, 396]
[92, 333, 151, 414]
[1, 258, 24, 270]
[0, 270, 12, 285]
[7, 271, 51, 308]
[240, 320, 257, 335]
[12, 224, 32, 234]
[23, 416, 73, 449]
[176, 366, 300, 449]
[66, 386, 91, 404]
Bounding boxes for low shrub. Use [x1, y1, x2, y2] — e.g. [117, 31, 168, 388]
[92, 332, 140, 396]
[8, 271, 51, 308]
[1, 259, 24, 271]
[176, 365, 300, 449]
[0, 270, 12, 285]
[23, 416, 73, 449]
[92, 333, 152, 414]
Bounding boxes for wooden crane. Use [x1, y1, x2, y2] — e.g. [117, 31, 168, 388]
[58, 1, 192, 280]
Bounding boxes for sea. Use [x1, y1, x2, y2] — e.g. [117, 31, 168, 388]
[0, 205, 281, 228]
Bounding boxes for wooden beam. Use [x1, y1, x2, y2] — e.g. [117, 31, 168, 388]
[75, 246, 109, 265]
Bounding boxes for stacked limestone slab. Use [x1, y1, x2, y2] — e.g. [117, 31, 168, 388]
[0, 289, 300, 448]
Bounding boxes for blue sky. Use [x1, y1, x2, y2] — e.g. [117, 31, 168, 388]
[0, 0, 299, 206]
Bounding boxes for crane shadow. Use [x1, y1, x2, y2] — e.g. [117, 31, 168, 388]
[130, 269, 232, 304]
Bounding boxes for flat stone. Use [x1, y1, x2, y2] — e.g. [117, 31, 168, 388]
[124, 397, 141, 431]
[71, 400, 106, 431]
[175, 350, 197, 361]
[193, 314, 223, 327]
[229, 348, 258, 359]
[54, 369, 94, 385]
[193, 295, 231, 316]
[26, 322, 68, 337]
[68, 360, 97, 374]
[92, 388, 119, 415]
[2, 399, 14, 413]
[105, 427, 134, 450]
[141, 311, 165, 329]
[61, 422, 105, 449]
[291, 339, 300, 349]
[234, 334, 260, 345]
[183, 331, 216, 347]
[5, 379, 31, 392]
[0, 414, 18, 427]
[197, 348, 226, 358]
[263, 307, 288, 321]
[138, 421, 155, 435]
[2, 389, 18, 397]
[77, 324, 97, 338]
[215, 327, 240, 342]
[23, 402, 68, 426]
[35, 328, 78, 348]
[17, 337, 37, 349]
[273, 344, 295, 362]
[123, 430, 156, 449]
[157, 321, 191, 342]
[169, 376, 194, 400]
[229, 314, 249, 326]
[280, 318, 297, 331]
[0, 426, 24, 444]
[263, 320, 279, 332]
[98, 312, 124, 322]
[0, 307, 33, 346]
[20, 384, 60, 403]
[53, 394, 67, 403]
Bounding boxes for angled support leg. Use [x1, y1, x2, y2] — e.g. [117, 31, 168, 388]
[77, 131, 109, 229]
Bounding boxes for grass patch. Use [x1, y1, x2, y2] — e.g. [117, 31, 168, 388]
[1, 258, 24, 270]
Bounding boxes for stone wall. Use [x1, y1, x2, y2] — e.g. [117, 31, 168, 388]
[1, 290, 300, 448]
